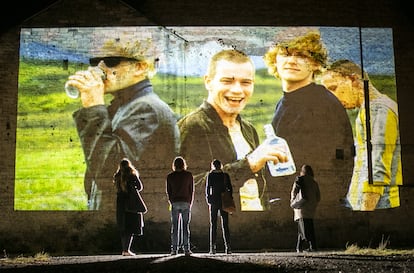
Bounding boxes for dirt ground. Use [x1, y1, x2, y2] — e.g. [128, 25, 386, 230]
[1, 251, 414, 273]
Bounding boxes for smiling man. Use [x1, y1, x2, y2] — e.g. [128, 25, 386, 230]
[178, 49, 287, 218]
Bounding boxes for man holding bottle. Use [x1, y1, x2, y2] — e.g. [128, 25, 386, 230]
[263, 28, 354, 205]
[178, 49, 287, 214]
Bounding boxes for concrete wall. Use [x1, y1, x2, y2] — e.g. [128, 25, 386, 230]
[1, 0, 413, 255]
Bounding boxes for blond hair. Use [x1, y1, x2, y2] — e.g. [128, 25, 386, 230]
[263, 31, 328, 79]
[98, 39, 157, 79]
[207, 49, 255, 78]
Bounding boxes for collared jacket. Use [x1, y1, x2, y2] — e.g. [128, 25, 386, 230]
[206, 170, 233, 207]
[73, 79, 180, 209]
[178, 100, 266, 196]
[347, 93, 402, 210]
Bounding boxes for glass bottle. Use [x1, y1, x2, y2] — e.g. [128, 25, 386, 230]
[263, 124, 296, 177]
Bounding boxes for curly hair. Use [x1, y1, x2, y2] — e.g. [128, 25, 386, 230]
[263, 31, 328, 79]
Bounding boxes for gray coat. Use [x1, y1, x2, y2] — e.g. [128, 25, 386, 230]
[73, 79, 180, 210]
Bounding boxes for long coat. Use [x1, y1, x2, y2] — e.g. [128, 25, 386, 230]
[115, 173, 147, 235]
[290, 174, 321, 221]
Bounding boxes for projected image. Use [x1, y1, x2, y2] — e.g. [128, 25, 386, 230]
[320, 60, 402, 211]
[15, 26, 400, 212]
[317, 29, 402, 211]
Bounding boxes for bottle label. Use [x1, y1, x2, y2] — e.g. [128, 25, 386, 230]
[264, 124, 296, 177]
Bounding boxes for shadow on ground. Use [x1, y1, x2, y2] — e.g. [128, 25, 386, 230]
[1, 252, 414, 273]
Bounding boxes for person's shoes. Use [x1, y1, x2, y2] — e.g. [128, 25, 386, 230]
[296, 249, 301, 253]
[184, 250, 193, 256]
[122, 250, 136, 256]
[303, 248, 314, 252]
[209, 244, 216, 255]
[209, 245, 216, 255]
[225, 249, 232, 254]
[170, 250, 177, 256]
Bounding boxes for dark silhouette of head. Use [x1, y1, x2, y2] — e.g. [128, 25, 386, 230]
[173, 156, 187, 171]
[301, 164, 314, 177]
[212, 159, 222, 170]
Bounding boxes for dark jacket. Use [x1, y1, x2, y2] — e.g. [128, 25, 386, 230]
[114, 173, 147, 234]
[166, 170, 194, 204]
[272, 83, 354, 176]
[206, 170, 233, 207]
[73, 79, 180, 210]
[178, 100, 265, 193]
[114, 173, 147, 214]
[290, 175, 321, 221]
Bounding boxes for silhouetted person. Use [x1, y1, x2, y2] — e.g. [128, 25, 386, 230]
[206, 159, 233, 254]
[113, 158, 147, 256]
[166, 156, 194, 256]
[290, 164, 320, 252]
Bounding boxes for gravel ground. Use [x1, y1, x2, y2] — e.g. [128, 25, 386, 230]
[1, 251, 414, 273]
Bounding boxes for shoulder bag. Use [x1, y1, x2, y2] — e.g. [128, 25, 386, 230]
[221, 173, 236, 213]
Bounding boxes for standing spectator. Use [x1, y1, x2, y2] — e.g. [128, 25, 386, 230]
[166, 156, 195, 256]
[290, 164, 320, 252]
[206, 159, 233, 254]
[320, 59, 402, 210]
[67, 38, 180, 210]
[113, 158, 147, 256]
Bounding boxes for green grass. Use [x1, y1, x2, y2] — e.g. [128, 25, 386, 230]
[14, 60, 397, 210]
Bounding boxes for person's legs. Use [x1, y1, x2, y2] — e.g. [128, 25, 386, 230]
[120, 232, 136, 256]
[209, 206, 219, 254]
[181, 203, 191, 254]
[220, 209, 231, 254]
[296, 219, 306, 252]
[170, 203, 180, 254]
[121, 232, 129, 253]
[304, 218, 316, 251]
[123, 212, 142, 255]
[117, 204, 128, 255]
[127, 235, 136, 255]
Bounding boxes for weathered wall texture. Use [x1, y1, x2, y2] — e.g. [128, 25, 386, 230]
[0, 0, 413, 255]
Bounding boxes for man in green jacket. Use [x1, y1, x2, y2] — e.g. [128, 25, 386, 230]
[178, 49, 287, 215]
